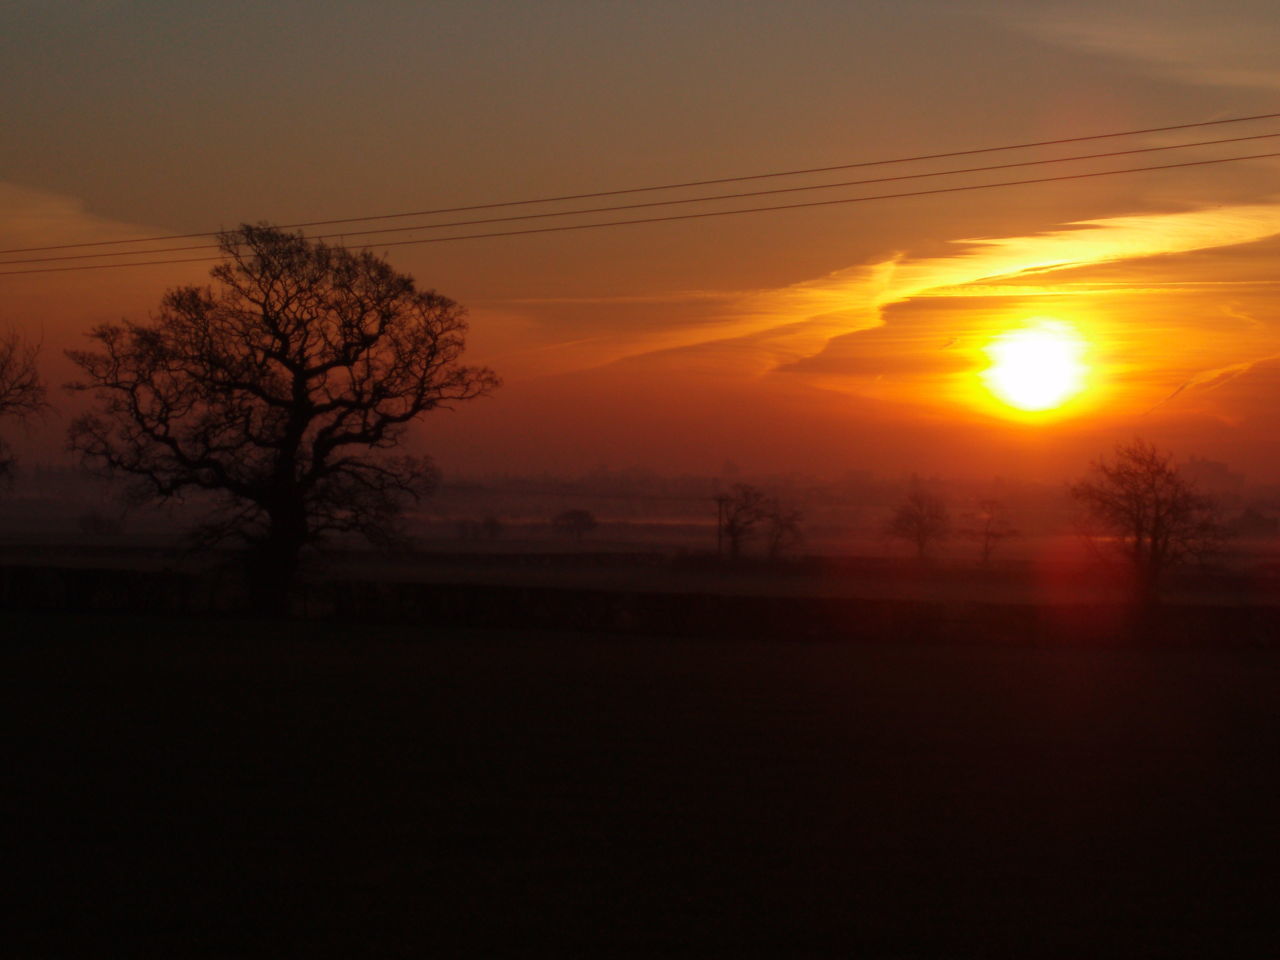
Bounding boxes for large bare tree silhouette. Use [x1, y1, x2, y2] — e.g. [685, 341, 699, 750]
[67, 225, 499, 611]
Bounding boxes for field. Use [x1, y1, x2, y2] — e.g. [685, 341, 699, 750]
[9, 612, 1280, 956]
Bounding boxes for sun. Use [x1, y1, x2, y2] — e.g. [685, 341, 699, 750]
[980, 319, 1088, 412]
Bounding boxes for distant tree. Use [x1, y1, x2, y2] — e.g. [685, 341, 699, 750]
[764, 497, 804, 561]
[66, 224, 499, 612]
[717, 483, 769, 559]
[0, 328, 45, 484]
[76, 510, 124, 537]
[960, 498, 1018, 564]
[1070, 438, 1224, 598]
[888, 487, 951, 559]
[552, 508, 597, 541]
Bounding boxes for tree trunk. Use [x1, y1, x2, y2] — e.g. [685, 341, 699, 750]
[727, 531, 743, 560]
[248, 508, 307, 616]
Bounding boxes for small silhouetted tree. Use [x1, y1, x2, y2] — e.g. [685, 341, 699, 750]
[888, 487, 950, 559]
[0, 329, 45, 484]
[960, 498, 1018, 564]
[1070, 438, 1224, 599]
[77, 510, 124, 537]
[67, 225, 499, 612]
[764, 497, 804, 561]
[717, 483, 769, 559]
[457, 516, 503, 541]
[553, 508, 597, 541]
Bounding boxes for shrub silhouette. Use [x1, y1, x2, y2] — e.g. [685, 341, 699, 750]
[552, 509, 598, 541]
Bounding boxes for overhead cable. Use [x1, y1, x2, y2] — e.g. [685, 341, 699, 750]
[4, 130, 1279, 268]
[2, 109, 1278, 257]
[3, 149, 1277, 276]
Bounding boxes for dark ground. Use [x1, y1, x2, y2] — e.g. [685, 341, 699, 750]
[7, 612, 1280, 957]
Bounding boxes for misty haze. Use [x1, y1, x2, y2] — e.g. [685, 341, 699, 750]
[6, 2, 1280, 957]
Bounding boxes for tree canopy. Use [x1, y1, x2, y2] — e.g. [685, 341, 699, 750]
[715, 483, 803, 560]
[1070, 438, 1222, 597]
[552, 508, 598, 541]
[67, 224, 499, 608]
[717, 483, 770, 559]
[887, 487, 950, 559]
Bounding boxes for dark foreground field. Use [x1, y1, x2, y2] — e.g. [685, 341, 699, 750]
[7, 614, 1280, 957]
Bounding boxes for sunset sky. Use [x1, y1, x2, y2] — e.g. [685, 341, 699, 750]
[4, 0, 1280, 480]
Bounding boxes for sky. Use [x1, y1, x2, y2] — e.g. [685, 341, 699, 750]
[3, 0, 1280, 481]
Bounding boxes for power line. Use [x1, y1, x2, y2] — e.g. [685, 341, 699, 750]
[3, 110, 1279, 257]
[5, 130, 1278, 268]
[3, 149, 1276, 277]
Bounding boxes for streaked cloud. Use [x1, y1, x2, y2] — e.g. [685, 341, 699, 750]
[0, 182, 206, 347]
[598, 199, 1280, 394]
[0, 181, 158, 252]
[990, 2, 1280, 90]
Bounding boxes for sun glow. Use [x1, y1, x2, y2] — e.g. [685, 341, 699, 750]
[981, 319, 1088, 412]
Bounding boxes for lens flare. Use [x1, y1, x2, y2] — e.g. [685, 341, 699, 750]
[981, 319, 1087, 412]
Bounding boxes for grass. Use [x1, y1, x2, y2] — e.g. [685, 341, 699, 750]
[7, 612, 1280, 956]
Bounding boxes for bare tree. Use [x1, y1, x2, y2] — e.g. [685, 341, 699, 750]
[0, 328, 46, 483]
[67, 224, 499, 612]
[716, 483, 770, 559]
[960, 498, 1018, 564]
[457, 516, 505, 541]
[887, 487, 950, 559]
[552, 508, 598, 541]
[77, 510, 124, 537]
[1070, 438, 1223, 598]
[764, 497, 804, 561]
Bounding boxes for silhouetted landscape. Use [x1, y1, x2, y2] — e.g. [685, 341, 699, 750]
[7, 2, 1280, 956]
[9, 440, 1280, 955]
[12, 613, 1280, 957]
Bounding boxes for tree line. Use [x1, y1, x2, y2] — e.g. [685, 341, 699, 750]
[877, 439, 1225, 599]
[713, 439, 1227, 601]
[0, 225, 1232, 612]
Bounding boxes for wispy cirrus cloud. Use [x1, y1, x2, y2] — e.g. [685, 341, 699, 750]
[0, 181, 158, 253]
[987, 1, 1280, 90]
[0, 182, 199, 345]
[595, 198, 1280, 384]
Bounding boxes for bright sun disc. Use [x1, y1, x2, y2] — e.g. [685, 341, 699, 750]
[981, 320, 1087, 412]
